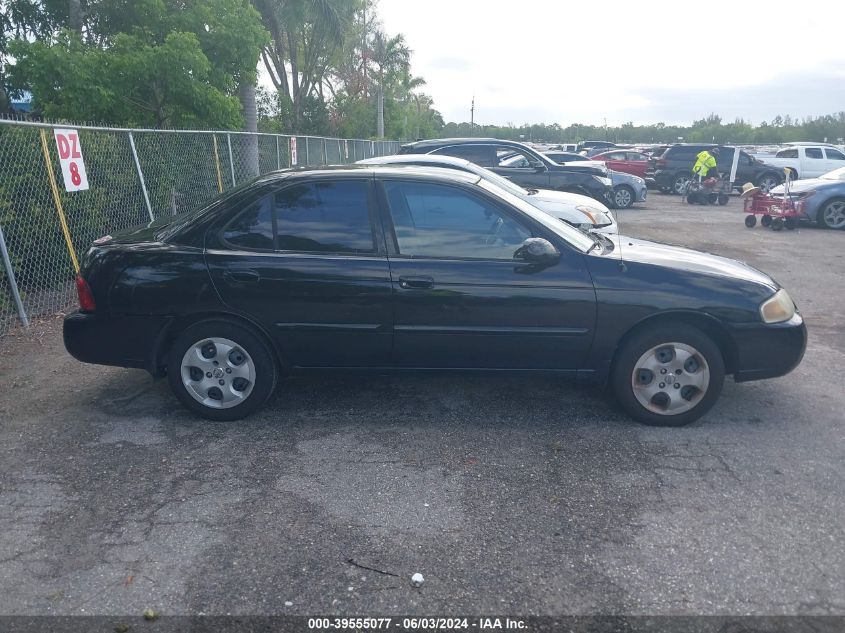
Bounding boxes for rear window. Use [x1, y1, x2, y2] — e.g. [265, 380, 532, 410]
[777, 149, 799, 158]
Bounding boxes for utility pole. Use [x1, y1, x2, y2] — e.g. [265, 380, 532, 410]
[362, 0, 368, 99]
[470, 95, 475, 136]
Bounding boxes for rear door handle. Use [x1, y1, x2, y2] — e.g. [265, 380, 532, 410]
[398, 275, 434, 289]
[224, 270, 261, 284]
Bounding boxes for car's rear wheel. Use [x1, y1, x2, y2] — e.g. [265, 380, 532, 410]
[612, 185, 635, 209]
[673, 173, 692, 195]
[167, 319, 277, 421]
[757, 173, 781, 194]
[818, 197, 845, 229]
[611, 324, 725, 426]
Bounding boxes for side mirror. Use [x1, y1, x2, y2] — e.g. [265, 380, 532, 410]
[531, 162, 546, 173]
[514, 237, 560, 266]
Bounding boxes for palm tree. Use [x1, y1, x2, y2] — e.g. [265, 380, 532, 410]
[368, 30, 410, 138]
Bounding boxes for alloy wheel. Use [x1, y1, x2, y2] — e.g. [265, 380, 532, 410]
[822, 200, 845, 229]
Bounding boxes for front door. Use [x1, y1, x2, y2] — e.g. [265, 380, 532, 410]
[206, 177, 393, 368]
[378, 178, 596, 370]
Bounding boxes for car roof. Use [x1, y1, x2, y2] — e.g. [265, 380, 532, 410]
[401, 137, 523, 150]
[356, 154, 472, 168]
[262, 164, 481, 185]
[784, 141, 838, 147]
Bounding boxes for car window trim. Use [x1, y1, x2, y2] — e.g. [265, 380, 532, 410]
[217, 177, 383, 257]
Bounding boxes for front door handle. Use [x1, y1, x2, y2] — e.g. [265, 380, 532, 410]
[224, 269, 261, 284]
[398, 275, 434, 290]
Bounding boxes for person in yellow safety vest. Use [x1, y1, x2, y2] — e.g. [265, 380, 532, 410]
[692, 146, 720, 180]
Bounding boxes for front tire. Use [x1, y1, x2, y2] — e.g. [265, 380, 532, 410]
[612, 185, 635, 209]
[167, 319, 278, 421]
[818, 197, 845, 229]
[611, 324, 725, 426]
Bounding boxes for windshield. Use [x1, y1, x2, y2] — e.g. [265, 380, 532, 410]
[477, 179, 596, 253]
[821, 166, 845, 181]
[468, 165, 529, 195]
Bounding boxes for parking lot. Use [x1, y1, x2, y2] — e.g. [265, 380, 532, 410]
[1, 192, 843, 617]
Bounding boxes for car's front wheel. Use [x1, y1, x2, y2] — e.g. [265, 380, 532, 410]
[818, 197, 845, 229]
[167, 319, 278, 421]
[611, 324, 725, 426]
[612, 185, 635, 209]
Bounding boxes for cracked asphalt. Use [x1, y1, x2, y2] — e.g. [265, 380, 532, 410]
[1, 192, 843, 617]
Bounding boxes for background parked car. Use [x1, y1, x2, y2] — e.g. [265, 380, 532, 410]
[357, 154, 617, 233]
[544, 151, 591, 163]
[543, 152, 647, 209]
[769, 166, 845, 229]
[399, 138, 614, 202]
[754, 143, 845, 181]
[590, 149, 649, 179]
[647, 144, 784, 194]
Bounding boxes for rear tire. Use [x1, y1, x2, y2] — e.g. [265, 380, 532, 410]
[718, 194, 730, 205]
[673, 173, 692, 195]
[166, 319, 278, 421]
[757, 173, 781, 194]
[761, 215, 773, 227]
[745, 214, 757, 228]
[611, 324, 725, 427]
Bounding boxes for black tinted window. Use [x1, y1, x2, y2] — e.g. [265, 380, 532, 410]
[826, 148, 845, 160]
[777, 149, 799, 158]
[384, 181, 530, 260]
[223, 197, 275, 250]
[431, 145, 497, 167]
[275, 181, 374, 253]
[806, 148, 824, 159]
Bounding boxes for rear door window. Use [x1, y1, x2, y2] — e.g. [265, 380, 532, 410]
[806, 148, 824, 159]
[222, 180, 375, 254]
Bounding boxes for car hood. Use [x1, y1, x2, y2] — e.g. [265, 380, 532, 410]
[527, 188, 610, 211]
[770, 178, 834, 194]
[596, 236, 777, 288]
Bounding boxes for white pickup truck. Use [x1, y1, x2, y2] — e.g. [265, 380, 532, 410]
[756, 143, 845, 180]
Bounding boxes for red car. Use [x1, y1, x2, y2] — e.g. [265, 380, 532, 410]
[591, 150, 649, 179]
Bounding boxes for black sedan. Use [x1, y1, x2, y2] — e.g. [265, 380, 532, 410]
[64, 166, 807, 426]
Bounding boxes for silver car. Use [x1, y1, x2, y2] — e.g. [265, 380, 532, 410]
[543, 153, 648, 209]
[357, 154, 617, 233]
[769, 166, 845, 230]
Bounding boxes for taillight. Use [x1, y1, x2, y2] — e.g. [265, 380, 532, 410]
[75, 275, 96, 312]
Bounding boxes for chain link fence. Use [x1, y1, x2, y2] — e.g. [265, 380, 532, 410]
[0, 119, 399, 335]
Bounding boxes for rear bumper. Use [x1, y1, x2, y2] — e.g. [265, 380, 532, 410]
[63, 311, 171, 375]
[730, 314, 807, 382]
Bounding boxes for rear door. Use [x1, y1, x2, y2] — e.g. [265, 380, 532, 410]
[377, 177, 596, 370]
[803, 147, 827, 178]
[625, 152, 649, 178]
[206, 177, 393, 368]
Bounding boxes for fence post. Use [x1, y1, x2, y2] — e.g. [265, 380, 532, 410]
[305, 137, 310, 165]
[276, 136, 281, 170]
[128, 132, 155, 222]
[322, 138, 327, 164]
[212, 134, 224, 193]
[226, 133, 236, 186]
[0, 224, 29, 329]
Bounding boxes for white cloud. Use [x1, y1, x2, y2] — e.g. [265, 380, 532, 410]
[376, 0, 845, 125]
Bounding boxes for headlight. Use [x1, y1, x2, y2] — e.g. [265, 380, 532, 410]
[760, 289, 796, 324]
[575, 205, 611, 225]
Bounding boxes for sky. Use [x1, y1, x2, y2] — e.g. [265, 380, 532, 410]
[374, 0, 845, 127]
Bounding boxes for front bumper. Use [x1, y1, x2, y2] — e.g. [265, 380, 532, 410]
[730, 313, 807, 382]
[63, 311, 172, 375]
